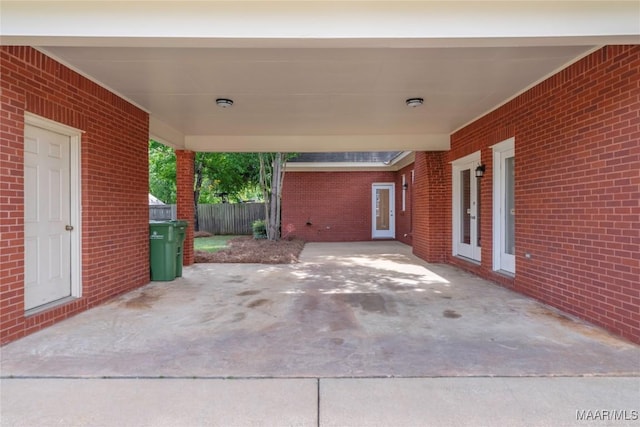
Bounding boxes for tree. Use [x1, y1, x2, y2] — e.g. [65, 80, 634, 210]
[148, 140, 176, 203]
[149, 141, 263, 228]
[193, 152, 261, 230]
[258, 152, 293, 240]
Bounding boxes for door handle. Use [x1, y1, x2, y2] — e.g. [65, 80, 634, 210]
[65, 225, 74, 231]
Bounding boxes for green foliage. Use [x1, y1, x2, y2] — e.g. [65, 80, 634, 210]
[149, 140, 263, 204]
[194, 152, 262, 203]
[148, 140, 176, 203]
[252, 219, 267, 240]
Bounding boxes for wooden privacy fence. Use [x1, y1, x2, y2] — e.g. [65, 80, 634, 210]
[149, 203, 265, 235]
[198, 203, 264, 235]
[149, 205, 176, 220]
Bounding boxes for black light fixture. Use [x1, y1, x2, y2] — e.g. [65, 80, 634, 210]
[475, 164, 486, 178]
[216, 98, 234, 108]
[402, 183, 409, 190]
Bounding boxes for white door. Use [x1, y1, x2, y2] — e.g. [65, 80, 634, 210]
[24, 124, 72, 310]
[372, 183, 395, 239]
[452, 153, 481, 262]
[493, 138, 516, 273]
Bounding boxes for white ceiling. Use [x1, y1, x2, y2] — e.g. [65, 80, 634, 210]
[42, 45, 593, 146]
[4, 0, 638, 152]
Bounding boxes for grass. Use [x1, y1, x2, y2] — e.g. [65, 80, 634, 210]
[194, 235, 242, 253]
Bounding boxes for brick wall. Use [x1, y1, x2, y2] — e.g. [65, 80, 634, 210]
[176, 150, 195, 266]
[412, 152, 447, 263]
[0, 47, 150, 344]
[447, 45, 640, 343]
[282, 171, 397, 242]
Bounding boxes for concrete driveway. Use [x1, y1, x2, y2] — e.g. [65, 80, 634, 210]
[2, 242, 639, 426]
[1, 241, 637, 378]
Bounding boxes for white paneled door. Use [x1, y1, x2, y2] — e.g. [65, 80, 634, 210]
[24, 124, 72, 310]
[372, 183, 395, 239]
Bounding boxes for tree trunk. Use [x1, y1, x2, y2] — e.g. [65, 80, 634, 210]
[259, 153, 270, 234]
[193, 157, 204, 231]
[268, 153, 281, 240]
[258, 152, 288, 241]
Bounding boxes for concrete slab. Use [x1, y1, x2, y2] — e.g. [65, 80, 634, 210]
[1, 242, 638, 378]
[2, 376, 637, 426]
[320, 377, 640, 427]
[0, 378, 317, 427]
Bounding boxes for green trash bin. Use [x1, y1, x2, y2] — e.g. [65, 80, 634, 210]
[172, 220, 188, 277]
[149, 221, 177, 281]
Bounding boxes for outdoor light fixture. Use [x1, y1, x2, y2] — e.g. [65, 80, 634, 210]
[403, 183, 409, 190]
[216, 98, 234, 108]
[405, 97, 424, 108]
[475, 164, 486, 178]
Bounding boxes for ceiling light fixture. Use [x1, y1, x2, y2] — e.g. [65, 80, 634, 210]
[216, 98, 234, 108]
[406, 97, 424, 108]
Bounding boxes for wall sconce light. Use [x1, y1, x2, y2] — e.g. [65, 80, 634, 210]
[402, 183, 409, 190]
[475, 164, 486, 178]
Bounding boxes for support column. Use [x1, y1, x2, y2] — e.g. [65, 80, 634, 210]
[176, 150, 195, 266]
[412, 151, 447, 263]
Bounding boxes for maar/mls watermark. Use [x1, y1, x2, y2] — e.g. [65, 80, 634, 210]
[576, 409, 639, 422]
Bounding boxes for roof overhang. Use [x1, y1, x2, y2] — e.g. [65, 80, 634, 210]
[286, 151, 415, 172]
[2, 1, 639, 153]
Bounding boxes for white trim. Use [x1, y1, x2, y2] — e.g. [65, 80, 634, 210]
[452, 151, 481, 262]
[4, 2, 638, 43]
[187, 135, 450, 154]
[371, 183, 395, 239]
[24, 113, 83, 301]
[492, 137, 516, 274]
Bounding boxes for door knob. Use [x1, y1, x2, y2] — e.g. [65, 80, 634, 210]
[65, 225, 74, 231]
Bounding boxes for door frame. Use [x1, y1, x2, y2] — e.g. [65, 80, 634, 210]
[492, 137, 516, 274]
[371, 182, 395, 239]
[451, 151, 481, 262]
[24, 113, 83, 310]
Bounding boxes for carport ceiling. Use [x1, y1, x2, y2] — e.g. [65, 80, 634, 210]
[41, 45, 592, 150]
[5, 1, 638, 152]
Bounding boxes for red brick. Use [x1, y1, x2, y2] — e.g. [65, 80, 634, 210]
[449, 45, 640, 343]
[1, 47, 150, 345]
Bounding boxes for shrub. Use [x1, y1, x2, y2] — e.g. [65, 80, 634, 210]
[252, 219, 267, 239]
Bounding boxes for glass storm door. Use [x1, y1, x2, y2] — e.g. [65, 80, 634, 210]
[372, 183, 395, 239]
[453, 155, 481, 262]
[495, 145, 515, 273]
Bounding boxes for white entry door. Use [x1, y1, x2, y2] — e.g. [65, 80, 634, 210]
[452, 153, 481, 262]
[24, 124, 73, 310]
[372, 183, 395, 239]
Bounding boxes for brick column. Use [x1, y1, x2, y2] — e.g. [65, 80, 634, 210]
[412, 151, 447, 263]
[176, 150, 195, 266]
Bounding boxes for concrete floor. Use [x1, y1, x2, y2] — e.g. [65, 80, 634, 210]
[2, 377, 639, 427]
[2, 242, 639, 426]
[1, 241, 638, 378]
